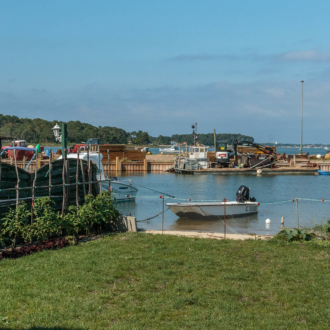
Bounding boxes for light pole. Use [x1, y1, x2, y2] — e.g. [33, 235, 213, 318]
[299, 80, 304, 154]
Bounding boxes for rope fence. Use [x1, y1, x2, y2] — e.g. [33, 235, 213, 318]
[115, 194, 330, 236]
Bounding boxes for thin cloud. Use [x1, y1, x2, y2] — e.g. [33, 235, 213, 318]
[277, 50, 330, 63]
[169, 54, 238, 61]
[169, 49, 330, 63]
[169, 53, 267, 62]
[31, 88, 47, 93]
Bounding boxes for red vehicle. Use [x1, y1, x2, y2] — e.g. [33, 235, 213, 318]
[3, 140, 43, 161]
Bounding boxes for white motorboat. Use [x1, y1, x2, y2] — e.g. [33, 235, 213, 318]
[159, 145, 181, 153]
[59, 152, 138, 202]
[167, 186, 258, 219]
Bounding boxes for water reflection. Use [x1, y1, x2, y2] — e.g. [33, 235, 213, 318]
[170, 213, 259, 233]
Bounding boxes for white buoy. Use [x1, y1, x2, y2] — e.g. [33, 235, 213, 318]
[316, 154, 322, 159]
[257, 169, 262, 175]
[265, 219, 271, 224]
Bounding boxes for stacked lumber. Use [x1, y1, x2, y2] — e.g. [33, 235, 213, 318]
[99, 145, 146, 163]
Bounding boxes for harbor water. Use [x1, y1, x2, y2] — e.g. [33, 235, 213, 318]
[116, 172, 330, 236]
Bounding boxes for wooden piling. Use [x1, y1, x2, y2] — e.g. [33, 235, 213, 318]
[14, 149, 20, 208]
[31, 152, 38, 225]
[98, 146, 102, 196]
[144, 158, 148, 171]
[76, 151, 79, 206]
[87, 148, 91, 194]
[107, 149, 111, 191]
[116, 156, 121, 172]
[80, 159, 86, 197]
[49, 152, 52, 199]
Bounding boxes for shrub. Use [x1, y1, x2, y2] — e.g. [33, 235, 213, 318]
[325, 220, 330, 233]
[1, 202, 31, 247]
[0, 193, 120, 248]
[75, 192, 120, 235]
[274, 228, 313, 242]
[31, 198, 61, 242]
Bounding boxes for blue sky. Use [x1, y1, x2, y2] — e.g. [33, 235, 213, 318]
[1, 0, 330, 143]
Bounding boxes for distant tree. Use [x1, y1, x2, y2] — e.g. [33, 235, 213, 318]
[155, 135, 171, 145]
[132, 131, 150, 145]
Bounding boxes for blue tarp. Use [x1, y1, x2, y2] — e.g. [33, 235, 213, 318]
[2, 147, 36, 152]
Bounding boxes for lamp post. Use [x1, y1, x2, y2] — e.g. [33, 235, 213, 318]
[52, 123, 62, 142]
[299, 80, 304, 154]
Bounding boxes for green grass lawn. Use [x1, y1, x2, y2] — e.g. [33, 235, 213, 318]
[0, 233, 330, 329]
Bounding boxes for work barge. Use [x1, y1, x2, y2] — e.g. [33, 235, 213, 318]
[170, 143, 320, 175]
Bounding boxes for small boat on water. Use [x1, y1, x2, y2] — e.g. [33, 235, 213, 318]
[166, 186, 259, 219]
[159, 145, 181, 153]
[318, 163, 330, 175]
[61, 152, 138, 202]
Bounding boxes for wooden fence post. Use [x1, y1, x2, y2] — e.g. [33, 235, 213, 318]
[107, 149, 111, 191]
[87, 149, 91, 194]
[14, 149, 20, 208]
[49, 152, 52, 199]
[76, 151, 79, 207]
[31, 152, 38, 225]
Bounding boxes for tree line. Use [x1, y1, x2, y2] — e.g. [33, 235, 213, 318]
[0, 114, 253, 145]
[151, 133, 254, 145]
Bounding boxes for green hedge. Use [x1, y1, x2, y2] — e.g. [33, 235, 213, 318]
[0, 192, 120, 247]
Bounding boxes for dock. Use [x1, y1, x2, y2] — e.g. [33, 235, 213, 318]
[189, 167, 318, 175]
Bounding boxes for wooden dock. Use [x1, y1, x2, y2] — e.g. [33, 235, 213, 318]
[1, 157, 174, 172]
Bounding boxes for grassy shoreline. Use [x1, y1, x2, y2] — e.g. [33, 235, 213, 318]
[1, 232, 330, 329]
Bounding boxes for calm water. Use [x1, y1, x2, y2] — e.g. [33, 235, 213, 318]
[116, 172, 330, 235]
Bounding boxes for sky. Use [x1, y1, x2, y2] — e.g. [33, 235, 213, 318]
[1, 0, 330, 143]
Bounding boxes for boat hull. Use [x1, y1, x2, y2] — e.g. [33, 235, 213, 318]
[166, 201, 258, 219]
[318, 170, 330, 175]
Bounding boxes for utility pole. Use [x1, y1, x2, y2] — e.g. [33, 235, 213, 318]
[299, 80, 304, 154]
[192, 122, 197, 146]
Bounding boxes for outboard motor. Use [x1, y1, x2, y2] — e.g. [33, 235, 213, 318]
[236, 185, 256, 202]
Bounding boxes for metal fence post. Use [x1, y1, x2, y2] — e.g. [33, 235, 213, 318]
[162, 195, 164, 234]
[296, 198, 299, 228]
[224, 198, 226, 239]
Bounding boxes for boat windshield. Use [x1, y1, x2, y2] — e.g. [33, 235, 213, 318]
[87, 138, 103, 145]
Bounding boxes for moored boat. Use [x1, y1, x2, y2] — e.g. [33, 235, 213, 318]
[318, 163, 330, 175]
[60, 152, 138, 202]
[166, 185, 259, 219]
[159, 145, 181, 153]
